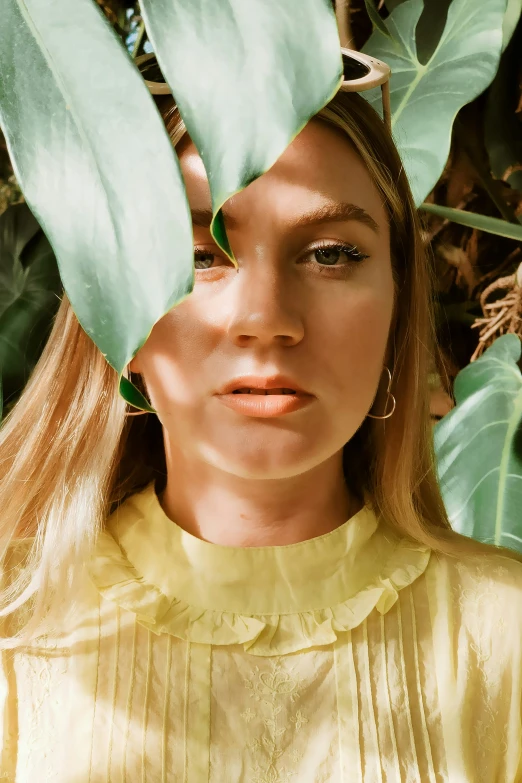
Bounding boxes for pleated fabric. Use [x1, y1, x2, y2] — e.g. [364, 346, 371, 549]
[0, 481, 520, 782]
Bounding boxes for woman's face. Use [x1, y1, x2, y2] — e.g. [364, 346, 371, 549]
[131, 118, 395, 479]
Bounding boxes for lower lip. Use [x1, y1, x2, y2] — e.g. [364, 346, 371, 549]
[215, 393, 314, 417]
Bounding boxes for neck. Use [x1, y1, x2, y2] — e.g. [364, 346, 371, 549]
[159, 436, 361, 547]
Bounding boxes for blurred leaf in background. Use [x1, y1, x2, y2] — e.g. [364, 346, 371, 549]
[485, 17, 522, 194]
[0, 204, 62, 417]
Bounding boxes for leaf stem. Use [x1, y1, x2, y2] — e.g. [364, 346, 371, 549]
[131, 19, 146, 59]
[336, 0, 353, 47]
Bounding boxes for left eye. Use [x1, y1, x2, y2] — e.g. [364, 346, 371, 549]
[312, 244, 369, 265]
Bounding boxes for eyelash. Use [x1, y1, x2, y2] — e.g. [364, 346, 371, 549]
[193, 241, 370, 272]
[305, 241, 370, 270]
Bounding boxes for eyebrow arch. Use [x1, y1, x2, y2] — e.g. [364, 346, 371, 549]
[190, 201, 380, 234]
[290, 201, 380, 234]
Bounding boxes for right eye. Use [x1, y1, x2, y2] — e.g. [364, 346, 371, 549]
[194, 251, 216, 270]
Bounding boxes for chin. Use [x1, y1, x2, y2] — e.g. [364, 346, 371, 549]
[198, 435, 339, 480]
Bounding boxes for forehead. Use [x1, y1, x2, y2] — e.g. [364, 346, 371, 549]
[177, 118, 387, 226]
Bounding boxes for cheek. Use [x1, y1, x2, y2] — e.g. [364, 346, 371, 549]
[135, 303, 213, 407]
[313, 283, 394, 403]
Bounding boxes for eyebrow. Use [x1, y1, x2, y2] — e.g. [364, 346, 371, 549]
[190, 201, 380, 235]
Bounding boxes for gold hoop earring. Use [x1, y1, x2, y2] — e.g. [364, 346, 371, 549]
[367, 365, 396, 420]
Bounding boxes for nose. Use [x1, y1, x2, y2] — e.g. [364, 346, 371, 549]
[225, 264, 305, 348]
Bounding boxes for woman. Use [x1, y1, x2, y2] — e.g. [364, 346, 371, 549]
[0, 58, 520, 783]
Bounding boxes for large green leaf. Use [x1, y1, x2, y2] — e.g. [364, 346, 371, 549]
[0, 0, 195, 411]
[434, 335, 522, 553]
[140, 0, 343, 258]
[363, 0, 507, 205]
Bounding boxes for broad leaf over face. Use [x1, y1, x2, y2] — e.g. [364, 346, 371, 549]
[0, 0, 195, 410]
[434, 335, 522, 554]
[139, 0, 343, 258]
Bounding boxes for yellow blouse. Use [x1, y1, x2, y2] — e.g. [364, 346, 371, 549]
[0, 481, 521, 782]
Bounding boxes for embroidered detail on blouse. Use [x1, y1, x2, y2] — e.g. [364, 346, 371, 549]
[21, 636, 69, 782]
[241, 659, 307, 782]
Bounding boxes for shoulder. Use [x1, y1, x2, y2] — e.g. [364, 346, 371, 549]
[428, 546, 522, 594]
[427, 546, 522, 602]
[426, 547, 522, 650]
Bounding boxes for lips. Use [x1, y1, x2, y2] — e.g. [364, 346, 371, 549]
[218, 375, 308, 395]
[215, 376, 313, 417]
[233, 388, 296, 395]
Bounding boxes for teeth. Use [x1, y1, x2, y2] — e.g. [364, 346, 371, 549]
[232, 388, 296, 395]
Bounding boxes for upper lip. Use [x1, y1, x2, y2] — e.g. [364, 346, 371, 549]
[217, 375, 311, 395]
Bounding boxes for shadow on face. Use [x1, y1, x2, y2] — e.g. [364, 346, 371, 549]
[130, 118, 395, 480]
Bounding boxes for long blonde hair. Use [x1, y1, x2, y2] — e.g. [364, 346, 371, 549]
[0, 90, 520, 649]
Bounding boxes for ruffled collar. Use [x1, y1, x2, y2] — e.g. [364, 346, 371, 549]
[87, 481, 432, 656]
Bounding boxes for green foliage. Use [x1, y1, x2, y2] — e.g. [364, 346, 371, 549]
[0, 204, 62, 420]
[485, 19, 522, 194]
[0, 0, 521, 553]
[434, 335, 522, 553]
[0, 0, 195, 412]
[421, 204, 522, 240]
[362, 0, 507, 205]
[364, 0, 390, 36]
[139, 0, 342, 259]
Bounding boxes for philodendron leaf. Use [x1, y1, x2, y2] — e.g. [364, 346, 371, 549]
[0, 0, 195, 411]
[434, 334, 522, 553]
[140, 0, 343, 258]
[363, 0, 507, 205]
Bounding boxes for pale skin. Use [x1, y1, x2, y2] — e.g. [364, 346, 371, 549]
[130, 118, 395, 547]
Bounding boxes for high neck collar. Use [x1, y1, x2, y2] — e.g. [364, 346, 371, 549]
[98, 481, 418, 615]
[87, 481, 432, 655]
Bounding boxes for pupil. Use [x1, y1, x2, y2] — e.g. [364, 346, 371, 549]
[194, 253, 214, 269]
[315, 248, 340, 265]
